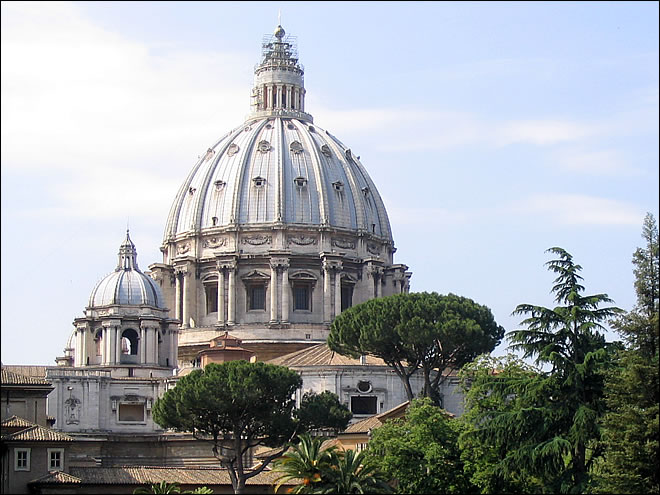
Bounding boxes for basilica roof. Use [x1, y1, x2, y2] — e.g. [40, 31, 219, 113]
[267, 343, 387, 367]
[164, 25, 393, 244]
[88, 231, 164, 309]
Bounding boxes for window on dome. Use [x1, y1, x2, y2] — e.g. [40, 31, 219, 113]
[293, 284, 311, 311]
[341, 285, 353, 311]
[248, 285, 266, 311]
[294, 176, 307, 187]
[253, 176, 266, 187]
[332, 181, 344, 192]
[205, 283, 218, 314]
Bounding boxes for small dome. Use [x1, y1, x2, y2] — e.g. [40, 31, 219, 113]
[88, 231, 164, 309]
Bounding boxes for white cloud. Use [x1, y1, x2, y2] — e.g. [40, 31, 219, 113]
[511, 193, 643, 226]
[1, 1, 251, 176]
[554, 148, 642, 176]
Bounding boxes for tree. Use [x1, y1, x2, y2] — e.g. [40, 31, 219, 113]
[596, 213, 659, 494]
[274, 434, 392, 494]
[468, 247, 622, 493]
[328, 292, 504, 404]
[296, 391, 352, 434]
[273, 434, 338, 494]
[366, 397, 473, 494]
[152, 361, 302, 494]
[458, 354, 545, 494]
[133, 482, 213, 494]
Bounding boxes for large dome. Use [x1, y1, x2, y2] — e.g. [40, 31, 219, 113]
[89, 231, 164, 309]
[163, 27, 392, 244]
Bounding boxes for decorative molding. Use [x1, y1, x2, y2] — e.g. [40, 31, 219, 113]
[332, 238, 355, 250]
[289, 141, 304, 155]
[203, 237, 227, 248]
[288, 235, 317, 246]
[257, 140, 272, 153]
[227, 143, 240, 157]
[176, 243, 190, 255]
[241, 235, 272, 246]
[367, 243, 381, 255]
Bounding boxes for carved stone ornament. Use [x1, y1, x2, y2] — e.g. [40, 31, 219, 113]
[203, 237, 227, 248]
[288, 235, 317, 246]
[227, 143, 240, 156]
[241, 235, 272, 246]
[257, 140, 272, 153]
[320, 144, 332, 157]
[65, 396, 81, 425]
[289, 141, 304, 155]
[244, 126, 251, 132]
[367, 243, 381, 255]
[332, 238, 355, 250]
[203, 148, 215, 162]
[176, 243, 190, 255]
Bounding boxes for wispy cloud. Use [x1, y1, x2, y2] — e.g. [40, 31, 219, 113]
[553, 148, 642, 176]
[510, 193, 643, 226]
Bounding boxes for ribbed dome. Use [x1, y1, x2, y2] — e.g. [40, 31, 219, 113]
[163, 26, 392, 244]
[88, 231, 164, 309]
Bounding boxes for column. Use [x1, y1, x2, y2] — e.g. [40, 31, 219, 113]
[281, 264, 290, 323]
[75, 330, 82, 366]
[153, 328, 159, 366]
[227, 265, 236, 325]
[182, 270, 189, 328]
[175, 273, 181, 321]
[115, 327, 122, 364]
[270, 263, 278, 323]
[101, 328, 107, 365]
[169, 329, 178, 369]
[376, 273, 383, 298]
[217, 268, 225, 324]
[335, 270, 342, 318]
[140, 327, 146, 364]
[323, 263, 331, 323]
[81, 329, 87, 366]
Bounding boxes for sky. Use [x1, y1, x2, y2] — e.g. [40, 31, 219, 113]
[1, 1, 658, 366]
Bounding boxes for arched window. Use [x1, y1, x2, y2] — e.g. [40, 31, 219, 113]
[121, 329, 139, 356]
[94, 329, 103, 356]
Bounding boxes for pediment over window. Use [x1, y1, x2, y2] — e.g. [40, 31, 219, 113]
[240, 270, 270, 282]
[289, 270, 317, 286]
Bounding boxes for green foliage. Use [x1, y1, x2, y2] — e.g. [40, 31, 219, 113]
[461, 248, 621, 493]
[458, 354, 544, 494]
[152, 361, 302, 494]
[274, 434, 391, 494]
[328, 292, 504, 403]
[273, 434, 338, 494]
[133, 481, 181, 494]
[366, 398, 472, 494]
[296, 391, 352, 434]
[133, 483, 213, 494]
[595, 213, 660, 494]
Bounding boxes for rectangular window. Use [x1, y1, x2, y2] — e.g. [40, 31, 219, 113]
[118, 403, 145, 422]
[341, 285, 353, 311]
[48, 449, 64, 471]
[15, 448, 30, 471]
[294, 286, 310, 311]
[249, 285, 266, 310]
[350, 396, 377, 415]
[206, 284, 218, 314]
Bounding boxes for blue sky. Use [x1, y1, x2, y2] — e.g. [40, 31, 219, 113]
[2, 1, 658, 365]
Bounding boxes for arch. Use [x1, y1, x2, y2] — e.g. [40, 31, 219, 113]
[121, 328, 139, 356]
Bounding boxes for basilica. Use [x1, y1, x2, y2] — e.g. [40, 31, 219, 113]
[28, 24, 463, 442]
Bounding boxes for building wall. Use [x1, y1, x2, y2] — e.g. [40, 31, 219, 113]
[1, 443, 67, 495]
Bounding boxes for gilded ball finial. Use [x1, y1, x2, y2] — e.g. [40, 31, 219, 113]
[274, 24, 285, 40]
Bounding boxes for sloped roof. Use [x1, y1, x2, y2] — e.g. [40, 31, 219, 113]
[2, 365, 48, 379]
[1, 367, 50, 386]
[61, 466, 292, 486]
[267, 343, 387, 367]
[2, 424, 74, 442]
[1, 415, 35, 429]
[343, 401, 410, 435]
[29, 471, 82, 485]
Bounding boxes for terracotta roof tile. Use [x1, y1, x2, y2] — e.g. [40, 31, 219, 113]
[29, 471, 82, 485]
[2, 365, 48, 379]
[267, 343, 387, 367]
[343, 401, 410, 434]
[1, 415, 35, 429]
[2, 424, 74, 442]
[1, 367, 50, 385]
[65, 466, 292, 486]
